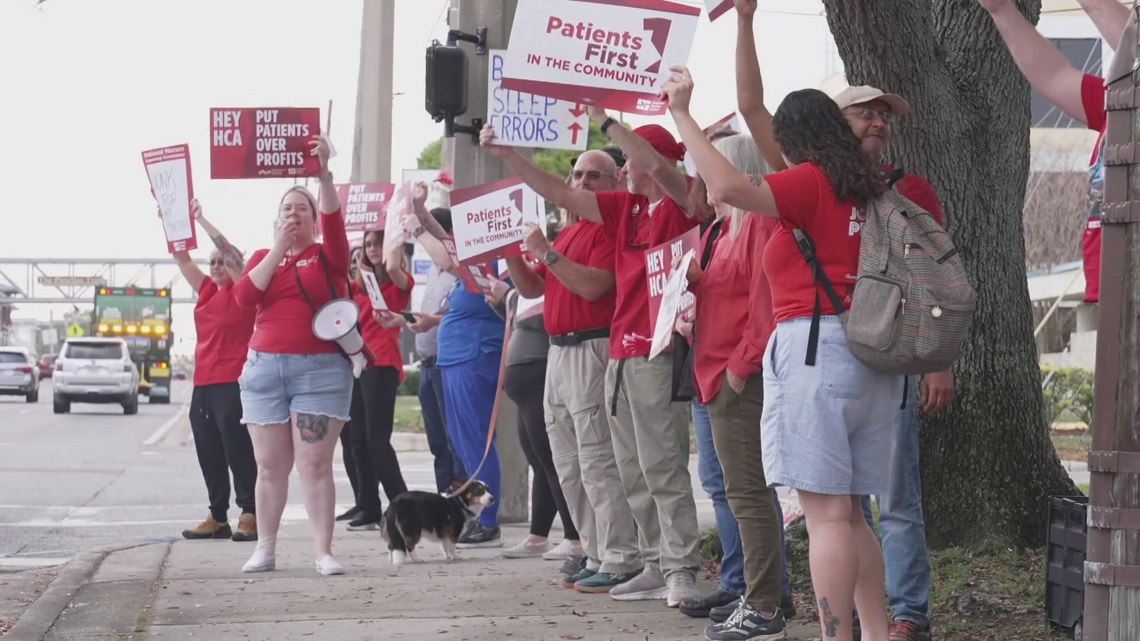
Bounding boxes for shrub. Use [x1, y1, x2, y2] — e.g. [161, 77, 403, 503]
[399, 366, 420, 397]
[1040, 365, 1093, 426]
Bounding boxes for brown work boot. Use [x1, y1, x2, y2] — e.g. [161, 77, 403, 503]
[182, 514, 232, 540]
[232, 512, 258, 542]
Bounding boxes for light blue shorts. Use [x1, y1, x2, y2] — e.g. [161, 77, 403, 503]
[238, 350, 353, 425]
[761, 316, 904, 496]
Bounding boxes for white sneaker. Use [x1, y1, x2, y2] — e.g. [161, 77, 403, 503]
[502, 538, 551, 559]
[666, 571, 699, 607]
[242, 550, 276, 573]
[315, 554, 344, 576]
[541, 538, 582, 561]
[609, 565, 668, 601]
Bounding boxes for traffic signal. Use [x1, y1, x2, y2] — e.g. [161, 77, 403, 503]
[425, 40, 468, 122]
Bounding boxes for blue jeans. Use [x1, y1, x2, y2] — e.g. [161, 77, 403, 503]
[693, 401, 791, 598]
[419, 362, 466, 493]
[861, 379, 930, 629]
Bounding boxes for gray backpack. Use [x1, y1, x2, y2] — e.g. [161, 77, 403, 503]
[793, 177, 975, 375]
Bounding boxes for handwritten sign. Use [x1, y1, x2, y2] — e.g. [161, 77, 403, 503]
[705, 0, 733, 21]
[451, 177, 545, 266]
[650, 250, 693, 359]
[501, 0, 701, 115]
[209, 107, 321, 179]
[488, 49, 589, 151]
[336, 183, 394, 232]
[360, 270, 387, 310]
[142, 144, 196, 254]
[646, 226, 700, 337]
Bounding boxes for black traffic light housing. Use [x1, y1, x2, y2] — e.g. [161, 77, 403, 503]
[425, 27, 488, 143]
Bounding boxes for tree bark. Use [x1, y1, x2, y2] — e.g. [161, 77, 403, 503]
[821, 0, 1078, 548]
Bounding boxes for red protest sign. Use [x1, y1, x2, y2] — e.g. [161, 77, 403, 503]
[209, 107, 321, 179]
[645, 226, 699, 336]
[337, 183, 395, 232]
[441, 237, 498, 294]
[142, 144, 197, 254]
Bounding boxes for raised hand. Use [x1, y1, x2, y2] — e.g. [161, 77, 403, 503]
[522, 223, 551, 258]
[661, 66, 695, 115]
[310, 135, 332, 172]
[479, 124, 510, 158]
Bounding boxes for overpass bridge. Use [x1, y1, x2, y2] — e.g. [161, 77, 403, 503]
[0, 258, 209, 305]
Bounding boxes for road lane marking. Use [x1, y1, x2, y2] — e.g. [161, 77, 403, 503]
[142, 395, 191, 446]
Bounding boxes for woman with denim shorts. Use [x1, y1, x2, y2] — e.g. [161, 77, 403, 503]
[667, 71, 904, 641]
[233, 136, 355, 576]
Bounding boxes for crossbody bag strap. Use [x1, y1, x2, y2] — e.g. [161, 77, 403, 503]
[293, 248, 340, 313]
[792, 229, 847, 366]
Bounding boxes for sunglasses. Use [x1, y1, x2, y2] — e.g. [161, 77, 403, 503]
[843, 107, 897, 125]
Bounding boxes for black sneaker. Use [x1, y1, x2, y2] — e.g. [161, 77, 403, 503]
[704, 601, 786, 641]
[455, 522, 502, 549]
[711, 594, 795, 623]
[681, 589, 742, 618]
[335, 506, 362, 522]
[346, 513, 381, 531]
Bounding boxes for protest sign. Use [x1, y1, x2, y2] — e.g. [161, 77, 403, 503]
[360, 270, 387, 310]
[336, 183, 394, 233]
[705, 0, 733, 21]
[402, 169, 450, 210]
[451, 177, 544, 266]
[646, 226, 700, 337]
[649, 250, 693, 359]
[517, 293, 544, 321]
[501, 0, 701, 116]
[142, 144, 197, 253]
[684, 112, 743, 175]
[441, 237, 498, 294]
[488, 49, 588, 151]
[210, 107, 321, 179]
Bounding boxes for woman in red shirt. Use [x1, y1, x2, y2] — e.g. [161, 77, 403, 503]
[666, 71, 903, 641]
[233, 136, 355, 577]
[342, 230, 413, 531]
[165, 200, 258, 544]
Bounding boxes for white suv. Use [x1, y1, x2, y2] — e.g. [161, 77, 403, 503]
[54, 337, 140, 415]
[0, 346, 39, 403]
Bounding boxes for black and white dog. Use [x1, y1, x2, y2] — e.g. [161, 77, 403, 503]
[379, 481, 494, 565]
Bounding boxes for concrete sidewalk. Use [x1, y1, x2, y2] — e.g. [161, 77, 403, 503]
[10, 522, 821, 641]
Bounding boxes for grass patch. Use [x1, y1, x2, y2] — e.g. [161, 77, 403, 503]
[1050, 430, 1091, 463]
[394, 395, 424, 433]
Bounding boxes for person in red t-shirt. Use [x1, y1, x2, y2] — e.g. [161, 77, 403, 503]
[232, 136, 354, 577]
[502, 151, 642, 591]
[666, 69, 905, 641]
[481, 115, 705, 606]
[980, 0, 1131, 303]
[163, 200, 258, 544]
[341, 230, 413, 531]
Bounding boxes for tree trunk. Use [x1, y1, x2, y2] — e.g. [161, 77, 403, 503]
[821, 0, 1078, 548]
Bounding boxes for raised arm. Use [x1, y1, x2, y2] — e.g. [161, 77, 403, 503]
[405, 213, 457, 273]
[1079, 0, 1131, 51]
[384, 240, 410, 290]
[158, 205, 207, 290]
[311, 136, 350, 276]
[979, 0, 1090, 125]
[479, 125, 603, 223]
[734, 0, 787, 171]
[588, 107, 690, 208]
[663, 67, 780, 217]
[192, 199, 244, 281]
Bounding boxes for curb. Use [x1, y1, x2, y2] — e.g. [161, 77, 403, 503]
[4, 542, 160, 641]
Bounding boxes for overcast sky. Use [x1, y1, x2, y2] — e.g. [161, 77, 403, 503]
[0, 0, 1095, 353]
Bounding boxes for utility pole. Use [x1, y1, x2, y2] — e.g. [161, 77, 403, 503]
[441, 0, 528, 524]
[1085, 5, 1140, 640]
[351, 0, 395, 183]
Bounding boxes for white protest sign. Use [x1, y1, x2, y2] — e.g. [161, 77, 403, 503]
[705, 0, 733, 21]
[684, 112, 743, 176]
[502, 0, 701, 116]
[360, 270, 387, 310]
[649, 249, 693, 359]
[488, 49, 589, 151]
[141, 144, 197, 253]
[451, 177, 545, 266]
[517, 293, 544, 321]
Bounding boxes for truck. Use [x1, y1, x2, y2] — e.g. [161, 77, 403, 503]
[92, 286, 173, 404]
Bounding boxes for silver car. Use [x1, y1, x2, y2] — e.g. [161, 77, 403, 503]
[53, 337, 140, 415]
[0, 346, 39, 403]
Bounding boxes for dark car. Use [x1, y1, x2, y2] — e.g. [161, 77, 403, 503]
[38, 354, 57, 379]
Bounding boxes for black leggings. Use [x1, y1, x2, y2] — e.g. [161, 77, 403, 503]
[349, 366, 408, 516]
[189, 382, 256, 521]
[503, 361, 578, 540]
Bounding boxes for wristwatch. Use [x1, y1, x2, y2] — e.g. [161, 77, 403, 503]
[412, 225, 426, 238]
[541, 250, 559, 266]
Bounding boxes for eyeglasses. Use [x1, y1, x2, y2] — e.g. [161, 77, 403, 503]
[209, 259, 226, 266]
[571, 170, 613, 181]
[844, 107, 897, 125]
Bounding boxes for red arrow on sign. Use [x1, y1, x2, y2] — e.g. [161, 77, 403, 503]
[567, 122, 583, 145]
[569, 103, 586, 118]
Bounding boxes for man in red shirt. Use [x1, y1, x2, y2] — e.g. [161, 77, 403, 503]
[980, 0, 1129, 303]
[504, 150, 642, 592]
[482, 113, 704, 606]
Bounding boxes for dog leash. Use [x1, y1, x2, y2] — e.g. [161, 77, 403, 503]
[443, 294, 515, 499]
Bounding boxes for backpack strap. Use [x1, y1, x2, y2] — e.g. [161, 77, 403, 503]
[792, 229, 847, 366]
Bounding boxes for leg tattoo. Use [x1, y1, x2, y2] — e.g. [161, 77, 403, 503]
[818, 597, 841, 637]
[296, 413, 330, 443]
